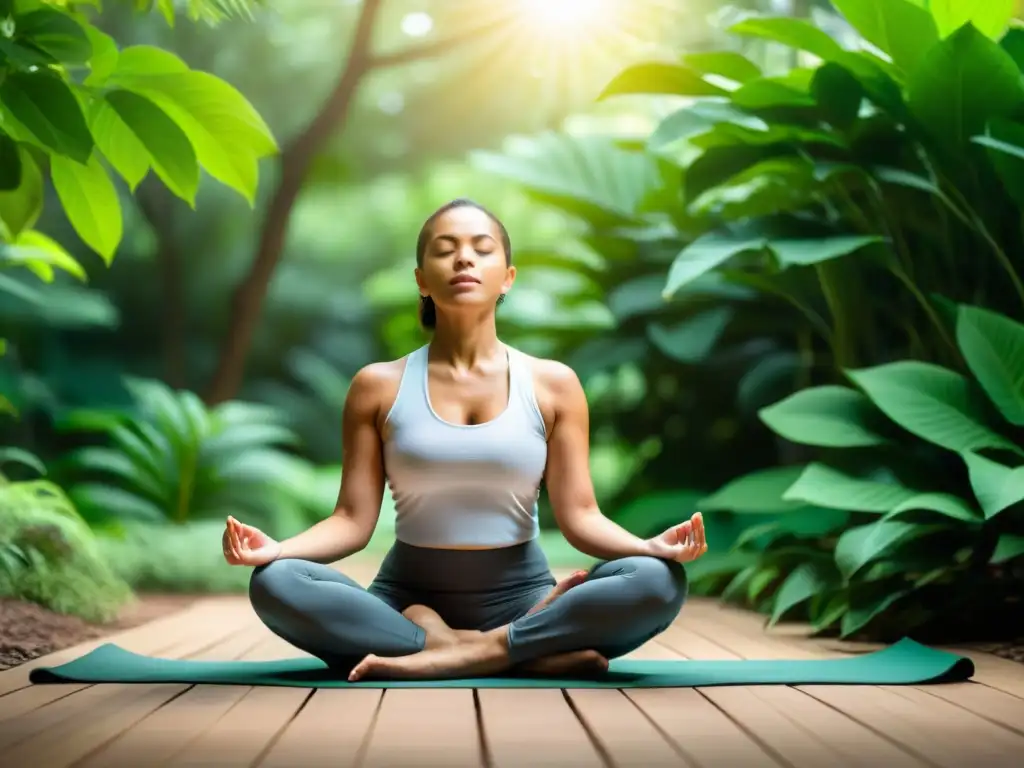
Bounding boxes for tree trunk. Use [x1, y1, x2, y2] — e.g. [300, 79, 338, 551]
[203, 0, 384, 405]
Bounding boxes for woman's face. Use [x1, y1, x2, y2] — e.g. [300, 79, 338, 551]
[415, 206, 515, 314]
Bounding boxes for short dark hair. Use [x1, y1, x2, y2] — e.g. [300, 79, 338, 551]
[415, 198, 512, 330]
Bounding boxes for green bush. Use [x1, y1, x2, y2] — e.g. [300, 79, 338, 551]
[702, 303, 1024, 640]
[472, 0, 1024, 640]
[0, 447, 132, 623]
[53, 377, 322, 539]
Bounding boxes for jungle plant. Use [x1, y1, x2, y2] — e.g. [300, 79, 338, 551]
[0, 445, 132, 622]
[699, 302, 1024, 640]
[55, 377, 317, 537]
[0, 0, 275, 306]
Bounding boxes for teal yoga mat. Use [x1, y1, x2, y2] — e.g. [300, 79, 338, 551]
[29, 638, 972, 689]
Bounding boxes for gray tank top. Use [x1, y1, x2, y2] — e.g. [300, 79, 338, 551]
[382, 343, 548, 549]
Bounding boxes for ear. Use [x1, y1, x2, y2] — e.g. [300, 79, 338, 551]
[502, 265, 517, 296]
[414, 267, 428, 297]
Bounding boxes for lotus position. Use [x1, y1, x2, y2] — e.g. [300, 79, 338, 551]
[221, 199, 708, 681]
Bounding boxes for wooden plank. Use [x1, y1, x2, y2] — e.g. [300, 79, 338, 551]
[911, 682, 1024, 735]
[165, 636, 312, 767]
[692, 598, 1024, 700]
[625, 688, 783, 768]
[675, 603, 1024, 768]
[73, 632, 270, 768]
[362, 690, 483, 767]
[0, 597, 234, 697]
[478, 689, 606, 767]
[567, 689, 693, 767]
[0, 610, 258, 765]
[258, 689, 381, 768]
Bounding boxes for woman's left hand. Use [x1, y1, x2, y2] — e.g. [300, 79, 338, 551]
[645, 512, 708, 563]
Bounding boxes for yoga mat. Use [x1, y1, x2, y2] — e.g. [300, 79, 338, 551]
[29, 638, 973, 689]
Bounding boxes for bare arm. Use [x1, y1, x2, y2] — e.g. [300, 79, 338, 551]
[276, 365, 389, 563]
[540, 362, 654, 561]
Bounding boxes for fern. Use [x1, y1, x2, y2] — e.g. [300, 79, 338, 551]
[0, 450, 132, 623]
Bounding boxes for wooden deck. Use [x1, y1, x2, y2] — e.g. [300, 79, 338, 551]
[2, 560, 1023, 767]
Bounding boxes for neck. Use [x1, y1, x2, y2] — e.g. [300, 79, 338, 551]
[429, 312, 502, 369]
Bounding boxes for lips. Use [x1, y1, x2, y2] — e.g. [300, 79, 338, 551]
[449, 274, 480, 285]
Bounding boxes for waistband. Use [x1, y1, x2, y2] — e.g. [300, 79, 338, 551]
[374, 537, 555, 595]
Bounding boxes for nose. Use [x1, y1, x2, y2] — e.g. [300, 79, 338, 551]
[454, 245, 476, 269]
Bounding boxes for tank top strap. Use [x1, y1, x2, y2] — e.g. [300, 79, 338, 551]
[385, 344, 430, 425]
[506, 345, 547, 438]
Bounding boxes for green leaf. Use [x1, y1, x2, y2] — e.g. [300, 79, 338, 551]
[69, 483, 166, 523]
[0, 71, 94, 163]
[955, 304, 1024, 426]
[663, 229, 766, 299]
[834, 520, 939, 579]
[646, 306, 733, 364]
[758, 385, 890, 447]
[840, 586, 911, 637]
[50, 153, 123, 264]
[14, 8, 92, 63]
[105, 89, 199, 204]
[847, 361, 1020, 454]
[991, 534, 1024, 564]
[648, 100, 765, 151]
[831, 0, 940, 75]
[768, 562, 829, 626]
[0, 144, 43, 240]
[109, 47, 276, 205]
[87, 96, 150, 191]
[699, 465, 808, 513]
[728, 16, 845, 61]
[783, 463, 917, 512]
[766, 234, 884, 267]
[84, 25, 119, 85]
[962, 451, 1024, 520]
[929, 0, 1016, 41]
[811, 63, 865, 130]
[907, 23, 1024, 154]
[882, 492, 980, 523]
[682, 52, 761, 84]
[730, 77, 816, 109]
[2, 229, 86, 281]
[973, 119, 1024, 207]
[0, 131, 22, 191]
[0, 446, 46, 475]
[598, 62, 726, 100]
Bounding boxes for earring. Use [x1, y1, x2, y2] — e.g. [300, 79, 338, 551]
[496, 293, 506, 306]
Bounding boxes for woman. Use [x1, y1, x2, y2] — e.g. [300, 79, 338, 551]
[221, 199, 708, 682]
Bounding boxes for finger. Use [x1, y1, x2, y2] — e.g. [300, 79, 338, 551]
[695, 513, 707, 551]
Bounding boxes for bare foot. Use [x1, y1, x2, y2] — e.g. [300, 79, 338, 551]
[349, 632, 511, 681]
[520, 650, 608, 677]
[528, 570, 589, 616]
[402, 604, 461, 650]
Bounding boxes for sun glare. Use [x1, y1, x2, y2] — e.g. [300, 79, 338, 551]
[520, 0, 610, 31]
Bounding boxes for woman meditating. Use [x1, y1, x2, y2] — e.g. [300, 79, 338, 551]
[221, 199, 708, 682]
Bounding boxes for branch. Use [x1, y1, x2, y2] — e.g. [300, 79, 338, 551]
[367, 18, 508, 70]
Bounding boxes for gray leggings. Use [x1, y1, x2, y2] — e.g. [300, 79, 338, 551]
[248, 538, 687, 670]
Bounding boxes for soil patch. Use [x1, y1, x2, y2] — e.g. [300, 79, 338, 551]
[0, 594, 198, 671]
[973, 639, 1024, 666]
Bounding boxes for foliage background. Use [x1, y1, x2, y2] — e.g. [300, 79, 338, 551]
[1, 0, 1021, 643]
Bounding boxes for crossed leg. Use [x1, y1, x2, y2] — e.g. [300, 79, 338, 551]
[401, 569, 608, 676]
[351, 555, 688, 681]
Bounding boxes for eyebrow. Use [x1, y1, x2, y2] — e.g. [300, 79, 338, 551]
[431, 234, 497, 247]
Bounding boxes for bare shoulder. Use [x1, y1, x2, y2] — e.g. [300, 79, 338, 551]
[347, 357, 409, 420]
[517, 349, 586, 421]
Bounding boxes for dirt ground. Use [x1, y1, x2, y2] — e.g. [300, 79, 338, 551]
[0, 595, 198, 671]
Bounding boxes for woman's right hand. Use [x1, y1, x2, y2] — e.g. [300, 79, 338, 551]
[222, 516, 282, 566]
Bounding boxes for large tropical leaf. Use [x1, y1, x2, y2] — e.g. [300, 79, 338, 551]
[955, 304, 1024, 426]
[846, 361, 1020, 455]
[699, 465, 807, 513]
[962, 451, 1024, 520]
[758, 385, 890, 447]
